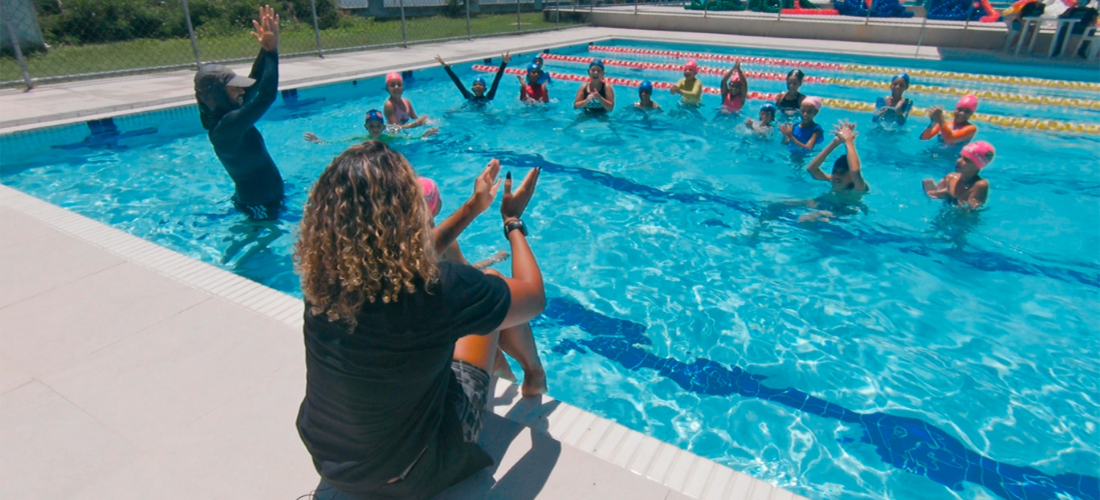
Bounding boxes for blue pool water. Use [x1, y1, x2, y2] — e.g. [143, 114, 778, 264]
[2, 40, 1098, 500]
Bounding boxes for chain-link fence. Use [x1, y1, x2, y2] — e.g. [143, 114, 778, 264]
[0, 0, 587, 89]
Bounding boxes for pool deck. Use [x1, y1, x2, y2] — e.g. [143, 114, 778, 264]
[0, 26, 1010, 499]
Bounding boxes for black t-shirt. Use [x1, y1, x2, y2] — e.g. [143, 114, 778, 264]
[297, 261, 510, 499]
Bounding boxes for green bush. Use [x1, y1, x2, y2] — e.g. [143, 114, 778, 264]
[33, 0, 341, 46]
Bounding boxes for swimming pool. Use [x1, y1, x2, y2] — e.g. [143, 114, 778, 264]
[2, 39, 1098, 500]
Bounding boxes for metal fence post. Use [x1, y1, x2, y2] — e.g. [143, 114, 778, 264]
[181, 0, 202, 67]
[864, 0, 873, 24]
[466, 0, 472, 39]
[518, 0, 523, 31]
[963, 2, 974, 30]
[635, 0, 639, 14]
[556, 0, 561, 27]
[310, 0, 325, 58]
[915, 14, 928, 56]
[399, 0, 408, 47]
[2, 17, 33, 91]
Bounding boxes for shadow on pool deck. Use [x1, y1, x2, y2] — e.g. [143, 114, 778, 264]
[439, 394, 564, 499]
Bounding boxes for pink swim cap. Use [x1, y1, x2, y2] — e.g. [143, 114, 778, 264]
[386, 72, 402, 84]
[419, 177, 440, 214]
[960, 141, 995, 169]
[956, 94, 978, 112]
[684, 59, 699, 72]
[804, 96, 823, 110]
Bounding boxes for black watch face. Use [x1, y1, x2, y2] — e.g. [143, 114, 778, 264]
[506, 220, 526, 236]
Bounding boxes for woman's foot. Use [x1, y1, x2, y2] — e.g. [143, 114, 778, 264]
[521, 367, 547, 398]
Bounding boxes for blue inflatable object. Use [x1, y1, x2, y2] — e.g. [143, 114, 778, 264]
[834, 0, 914, 17]
[926, 0, 983, 20]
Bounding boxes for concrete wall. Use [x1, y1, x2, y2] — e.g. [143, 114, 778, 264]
[0, 0, 47, 54]
[589, 10, 1067, 52]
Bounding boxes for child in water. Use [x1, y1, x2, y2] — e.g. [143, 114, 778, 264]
[634, 80, 661, 110]
[873, 73, 913, 126]
[720, 60, 748, 113]
[807, 120, 869, 196]
[518, 63, 549, 103]
[780, 97, 824, 152]
[922, 141, 995, 209]
[383, 72, 429, 129]
[921, 94, 979, 146]
[745, 104, 777, 134]
[573, 60, 615, 112]
[303, 109, 436, 144]
[776, 69, 807, 120]
[797, 120, 869, 223]
[436, 52, 511, 104]
[532, 55, 553, 86]
[669, 59, 703, 105]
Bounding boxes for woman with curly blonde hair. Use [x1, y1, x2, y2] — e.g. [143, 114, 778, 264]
[294, 140, 545, 500]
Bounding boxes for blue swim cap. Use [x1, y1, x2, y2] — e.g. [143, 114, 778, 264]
[366, 109, 385, 124]
[639, 80, 653, 94]
[589, 59, 605, 70]
[893, 72, 911, 85]
[472, 76, 486, 87]
[534, 55, 544, 63]
[760, 103, 777, 115]
[527, 63, 540, 73]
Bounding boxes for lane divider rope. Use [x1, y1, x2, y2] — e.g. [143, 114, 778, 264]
[471, 65, 1100, 134]
[586, 45, 1100, 91]
[539, 53, 1100, 110]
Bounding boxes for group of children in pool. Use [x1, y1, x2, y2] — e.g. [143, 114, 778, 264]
[307, 52, 998, 212]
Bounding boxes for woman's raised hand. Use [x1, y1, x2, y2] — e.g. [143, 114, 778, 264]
[502, 52, 512, 64]
[435, 55, 447, 66]
[251, 5, 280, 52]
[501, 168, 541, 221]
[469, 159, 502, 214]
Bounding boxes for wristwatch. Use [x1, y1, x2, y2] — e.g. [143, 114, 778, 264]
[504, 218, 527, 238]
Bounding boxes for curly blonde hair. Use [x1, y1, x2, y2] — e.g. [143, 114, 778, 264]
[295, 140, 438, 327]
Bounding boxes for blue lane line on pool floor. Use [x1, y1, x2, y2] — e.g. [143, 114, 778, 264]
[450, 145, 1099, 289]
[538, 296, 1100, 500]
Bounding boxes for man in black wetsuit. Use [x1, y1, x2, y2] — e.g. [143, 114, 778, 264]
[194, 5, 284, 220]
[435, 53, 511, 104]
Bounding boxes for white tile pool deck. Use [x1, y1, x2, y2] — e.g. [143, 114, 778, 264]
[0, 26, 1020, 499]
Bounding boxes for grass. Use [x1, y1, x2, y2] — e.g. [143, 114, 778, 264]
[0, 12, 582, 84]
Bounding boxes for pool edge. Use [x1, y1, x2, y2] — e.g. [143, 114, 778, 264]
[0, 182, 813, 500]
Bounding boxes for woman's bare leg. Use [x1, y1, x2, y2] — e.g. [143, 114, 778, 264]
[454, 330, 499, 374]
[493, 348, 517, 382]
[498, 323, 547, 397]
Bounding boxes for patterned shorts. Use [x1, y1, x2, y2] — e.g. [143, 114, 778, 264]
[447, 359, 490, 443]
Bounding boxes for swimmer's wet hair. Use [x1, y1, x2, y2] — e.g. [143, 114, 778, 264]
[787, 69, 805, 83]
[296, 140, 438, 328]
